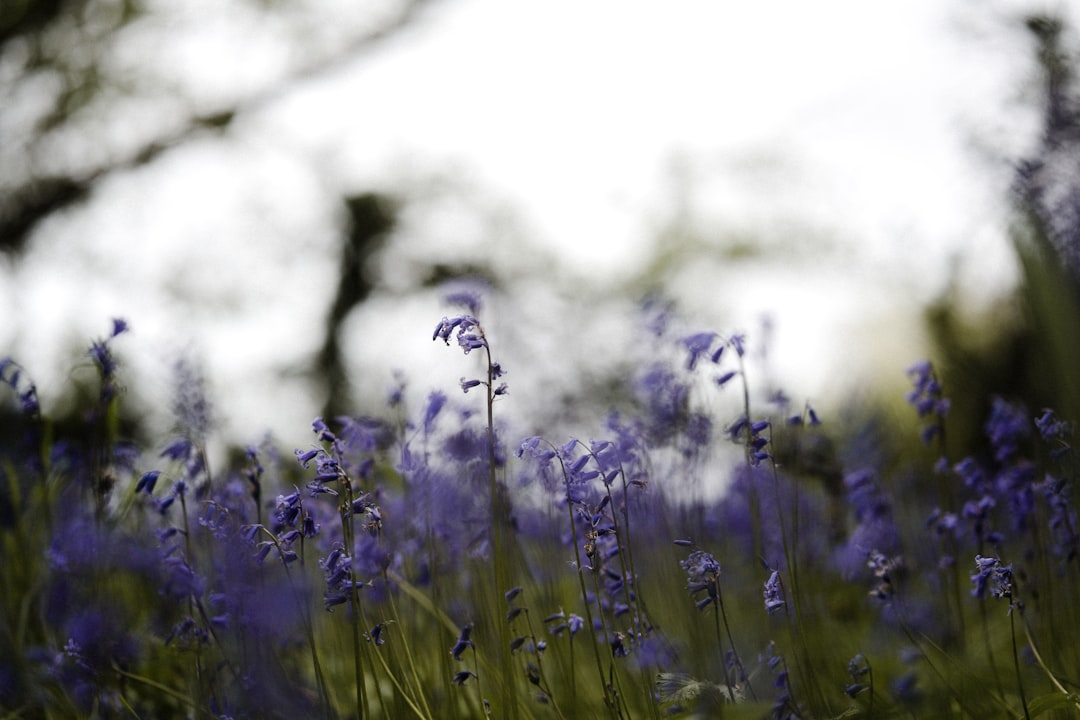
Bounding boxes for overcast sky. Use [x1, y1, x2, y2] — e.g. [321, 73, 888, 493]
[1, 0, 1070, 454]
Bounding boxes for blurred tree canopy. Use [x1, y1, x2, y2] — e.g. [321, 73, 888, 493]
[1011, 14, 1080, 427]
[925, 12, 1080, 453]
[0, 0, 441, 253]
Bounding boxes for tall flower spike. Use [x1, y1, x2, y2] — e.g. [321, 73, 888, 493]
[906, 360, 950, 445]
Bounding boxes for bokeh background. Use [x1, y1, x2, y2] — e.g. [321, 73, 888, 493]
[2, 0, 1079, 476]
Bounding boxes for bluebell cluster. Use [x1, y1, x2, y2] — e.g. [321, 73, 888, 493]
[0, 302, 1078, 719]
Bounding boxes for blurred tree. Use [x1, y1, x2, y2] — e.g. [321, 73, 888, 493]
[1011, 13, 1080, 424]
[924, 12, 1080, 449]
[1016, 15, 1080, 277]
[318, 192, 396, 420]
[0, 0, 443, 253]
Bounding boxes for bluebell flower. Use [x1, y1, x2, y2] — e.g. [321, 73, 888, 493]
[109, 318, 129, 337]
[682, 332, 717, 371]
[135, 470, 160, 494]
[324, 592, 349, 611]
[0, 357, 40, 417]
[452, 670, 477, 686]
[337, 415, 391, 455]
[1035, 408, 1070, 441]
[88, 341, 116, 382]
[748, 419, 773, 467]
[86, 319, 129, 404]
[845, 653, 870, 697]
[160, 438, 192, 461]
[727, 416, 749, 441]
[517, 436, 555, 463]
[867, 550, 902, 601]
[547, 612, 584, 637]
[450, 624, 474, 660]
[680, 549, 721, 609]
[906, 360, 950, 445]
[295, 448, 319, 467]
[442, 427, 489, 464]
[962, 494, 1000, 544]
[635, 364, 690, 444]
[160, 554, 204, 599]
[444, 287, 484, 315]
[763, 570, 785, 615]
[422, 391, 448, 433]
[984, 397, 1030, 464]
[716, 370, 738, 387]
[433, 315, 486, 354]
[1040, 473, 1079, 560]
[610, 632, 629, 658]
[758, 641, 798, 718]
[970, 555, 1013, 601]
[953, 456, 986, 491]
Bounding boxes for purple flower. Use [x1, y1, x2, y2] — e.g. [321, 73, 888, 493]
[160, 438, 193, 461]
[1035, 408, 1072, 460]
[985, 397, 1030, 464]
[433, 315, 485, 354]
[295, 448, 319, 467]
[451, 670, 477, 686]
[135, 471, 160, 494]
[970, 555, 1013, 601]
[867, 550, 902, 601]
[635, 364, 692, 446]
[1041, 473, 1079, 560]
[450, 624, 474, 660]
[906, 360, 949, 445]
[0, 357, 40, 417]
[845, 654, 870, 697]
[680, 549, 721, 609]
[422, 391, 448, 433]
[763, 570, 785, 614]
[444, 287, 483, 315]
[681, 332, 717, 371]
[747, 418, 773, 467]
[715, 370, 737, 387]
[110, 318, 129, 338]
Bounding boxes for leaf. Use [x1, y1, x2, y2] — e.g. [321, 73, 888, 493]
[1026, 691, 1080, 717]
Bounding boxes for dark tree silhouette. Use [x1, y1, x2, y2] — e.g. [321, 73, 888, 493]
[0, 0, 442, 254]
[318, 193, 397, 420]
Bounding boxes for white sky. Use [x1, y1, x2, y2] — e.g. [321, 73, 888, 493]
[0, 0, 1070, 457]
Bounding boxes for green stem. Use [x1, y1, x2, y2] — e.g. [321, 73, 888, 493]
[550, 443, 618, 716]
[1011, 608, 1032, 720]
[341, 486, 368, 720]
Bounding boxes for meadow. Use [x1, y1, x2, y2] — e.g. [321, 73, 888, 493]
[1, 289, 1079, 720]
